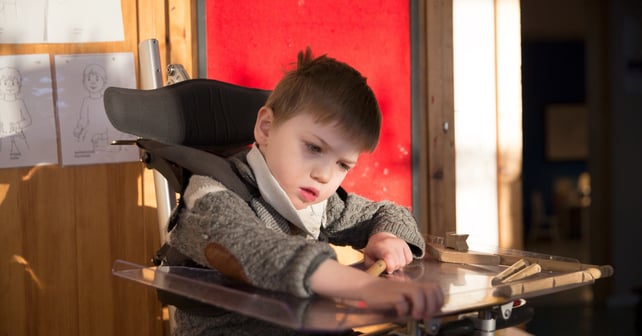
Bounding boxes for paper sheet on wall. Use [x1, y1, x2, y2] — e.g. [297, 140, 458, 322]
[0, 54, 58, 169]
[55, 52, 138, 166]
[0, 0, 124, 44]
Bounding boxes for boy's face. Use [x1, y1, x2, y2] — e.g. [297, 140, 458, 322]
[254, 107, 360, 210]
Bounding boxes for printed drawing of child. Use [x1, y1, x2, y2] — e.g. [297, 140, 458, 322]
[0, 66, 31, 158]
[73, 64, 114, 155]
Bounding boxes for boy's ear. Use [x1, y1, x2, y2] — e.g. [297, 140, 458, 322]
[254, 106, 274, 146]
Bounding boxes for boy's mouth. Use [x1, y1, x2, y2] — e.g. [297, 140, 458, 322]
[299, 187, 319, 202]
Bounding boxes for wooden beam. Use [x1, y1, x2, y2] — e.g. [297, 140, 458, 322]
[167, 0, 198, 78]
[425, 0, 456, 236]
[137, 0, 169, 84]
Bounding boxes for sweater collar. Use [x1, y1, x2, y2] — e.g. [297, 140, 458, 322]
[246, 145, 326, 239]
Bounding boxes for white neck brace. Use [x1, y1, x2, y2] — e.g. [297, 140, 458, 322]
[247, 145, 326, 239]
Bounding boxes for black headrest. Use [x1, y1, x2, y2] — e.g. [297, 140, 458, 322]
[104, 79, 270, 149]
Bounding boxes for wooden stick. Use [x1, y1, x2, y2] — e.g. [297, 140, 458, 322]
[491, 258, 530, 285]
[366, 259, 387, 277]
[427, 243, 501, 265]
[502, 263, 542, 283]
[499, 255, 614, 279]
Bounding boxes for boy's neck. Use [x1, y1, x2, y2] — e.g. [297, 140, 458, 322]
[246, 145, 326, 238]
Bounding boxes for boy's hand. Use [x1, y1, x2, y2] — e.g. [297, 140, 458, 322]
[310, 259, 445, 321]
[363, 232, 413, 274]
[360, 277, 444, 320]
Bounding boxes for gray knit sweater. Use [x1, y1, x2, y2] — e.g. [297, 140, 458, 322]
[167, 150, 425, 335]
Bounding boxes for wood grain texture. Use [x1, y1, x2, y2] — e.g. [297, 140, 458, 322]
[0, 0, 166, 335]
[0, 168, 28, 336]
[425, 0, 456, 237]
[426, 243, 501, 265]
[168, 0, 198, 78]
[137, 0, 169, 83]
[0, 165, 164, 336]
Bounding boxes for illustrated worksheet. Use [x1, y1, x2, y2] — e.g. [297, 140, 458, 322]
[55, 53, 138, 166]
[0, 54, 58, 169]
[0, 0, 124, 44]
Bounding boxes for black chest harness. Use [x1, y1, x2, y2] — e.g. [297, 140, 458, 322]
[142, 140, 346, 315]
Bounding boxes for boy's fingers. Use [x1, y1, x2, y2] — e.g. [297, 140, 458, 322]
[384, 257, 396, 273]
[410, 292, 426, 319]
[404, 246, 413, 264]
[383, 251, 410, 273]
[395, 298, 410, 317]
[426, 286, 445, 318]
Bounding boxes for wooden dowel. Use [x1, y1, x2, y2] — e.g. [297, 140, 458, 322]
[492, 258, 529, 285]
[502, 263, 542, 283]
[366, 260, 387, 277]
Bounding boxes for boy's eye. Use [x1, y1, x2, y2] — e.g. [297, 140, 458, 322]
[306, 143, 322, 153]
[338, 162, 352, 172]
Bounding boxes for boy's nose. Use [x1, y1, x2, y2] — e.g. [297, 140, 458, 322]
[311, 163, 332, 184]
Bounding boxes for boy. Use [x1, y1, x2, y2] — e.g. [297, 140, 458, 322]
[167, 48, 444, 335]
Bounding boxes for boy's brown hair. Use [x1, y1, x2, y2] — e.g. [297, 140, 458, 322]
[264, 48, 381, 152]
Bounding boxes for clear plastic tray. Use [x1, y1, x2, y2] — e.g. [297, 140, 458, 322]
[112, 239, 612, 332]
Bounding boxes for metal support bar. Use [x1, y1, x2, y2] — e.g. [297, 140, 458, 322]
[138, 39, 177, 244]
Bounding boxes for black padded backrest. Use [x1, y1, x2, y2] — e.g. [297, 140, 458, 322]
[104, 79, 270, 150]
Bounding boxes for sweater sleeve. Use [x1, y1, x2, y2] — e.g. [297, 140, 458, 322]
[323, 192, 426, 258]
[168, 175, 336, 298]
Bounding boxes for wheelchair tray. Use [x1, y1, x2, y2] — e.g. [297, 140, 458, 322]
[112, 241, 612, 332]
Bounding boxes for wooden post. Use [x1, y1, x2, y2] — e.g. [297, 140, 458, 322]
[424, 0, 456, 237]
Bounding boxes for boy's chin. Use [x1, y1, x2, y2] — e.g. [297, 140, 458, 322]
[291, 199, 316, 210]
[291, 202, 308, 210]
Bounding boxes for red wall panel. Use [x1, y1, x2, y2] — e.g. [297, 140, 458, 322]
[205, 0, 412, 207]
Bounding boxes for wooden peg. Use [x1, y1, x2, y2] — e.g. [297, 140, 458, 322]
[491, 258, 530, 285]
[445, 232, 469, 252]
[502, 263, 542, 283]
[366, 260, 387, 277]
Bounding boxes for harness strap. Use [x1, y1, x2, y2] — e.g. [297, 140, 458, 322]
[145, 139, 349, 315]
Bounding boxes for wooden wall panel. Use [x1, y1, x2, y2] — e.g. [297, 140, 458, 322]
[137, 0, 169, 83]
[76, 165, 114, 335]
[25, 166, 79, 335]
[425, 0, 456, 236]
[1, 170, 27, 336]
[0, 0, 166, 335]
[168, 0, 198, 78]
